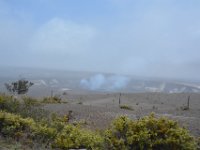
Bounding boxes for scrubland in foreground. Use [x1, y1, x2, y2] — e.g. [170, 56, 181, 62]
[0, 92, 199, 149]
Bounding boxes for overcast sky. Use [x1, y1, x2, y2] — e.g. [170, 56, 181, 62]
[0, 0, 200, 80]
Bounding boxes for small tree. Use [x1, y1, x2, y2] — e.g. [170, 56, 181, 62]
[5, 79, 34, 95]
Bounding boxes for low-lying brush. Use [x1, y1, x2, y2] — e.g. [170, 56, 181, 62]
[53, 125, 103, 149]
[0, 94, 48, 122]
[0, 111, 197, 149]
[0, 94, 198, 149]
[0, 94, 20, 113]
[119, 104, 133, 110]
[42, 96, 62, 103]
[104, 113, 197, 150]
[0, 111, 103, 149]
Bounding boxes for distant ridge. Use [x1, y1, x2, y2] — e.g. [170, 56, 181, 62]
[0, 66, 200, 97]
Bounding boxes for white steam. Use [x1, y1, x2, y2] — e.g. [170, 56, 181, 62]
[80, 74, 130, 91]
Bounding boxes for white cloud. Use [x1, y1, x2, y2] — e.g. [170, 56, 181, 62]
[29, 18, 96, 55]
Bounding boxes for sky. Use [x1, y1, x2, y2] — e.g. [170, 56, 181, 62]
[0, 0, 200, 80]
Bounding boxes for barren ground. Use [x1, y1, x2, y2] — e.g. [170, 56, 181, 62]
[44, 92, 200, 137]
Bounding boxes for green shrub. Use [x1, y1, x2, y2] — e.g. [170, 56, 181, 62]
[0, 111, 55, 140]
[119, 104, 133, 111]
[31, 124, 57, 142]
[22, 96, 39, 107]
[196, 137, 200, 150]
[0, 94, 20, 113]
[77, 101, 83, 105]
[0, 111, 34, 137]
[0, 94, 198, 150]
[42, 96, 61, 103]
[53, 125, 103, 150]
[104, 113, 197, 150]
[0, 137, 24, 150]
[0, 94, 49, 122]
[50, 113, 69, 132]
[0, 111, 103, 149]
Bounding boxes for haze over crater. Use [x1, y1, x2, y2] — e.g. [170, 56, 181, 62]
[0, 0, 200, 81]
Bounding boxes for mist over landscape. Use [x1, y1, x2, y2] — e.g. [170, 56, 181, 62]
[0, 0, 200, 81]
[0, 66, 200, 97]
[0, 1, 200, 149]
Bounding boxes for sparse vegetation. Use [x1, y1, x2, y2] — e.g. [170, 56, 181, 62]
[77, 101, 83, 105]
[0, 94, 20, 113]
[152, 105, 158, 110]
[0, 94, 48, 121]
[0, 93, 198, 149]
[0, 110, 103, 149]
[181, 105, 190, 111]
[197, 137, 200, 149]
[104, 113, 197, 150]
[52, 125, 103, 149]
[42, 96, 62, 103]
[119, 104, 133, 110]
